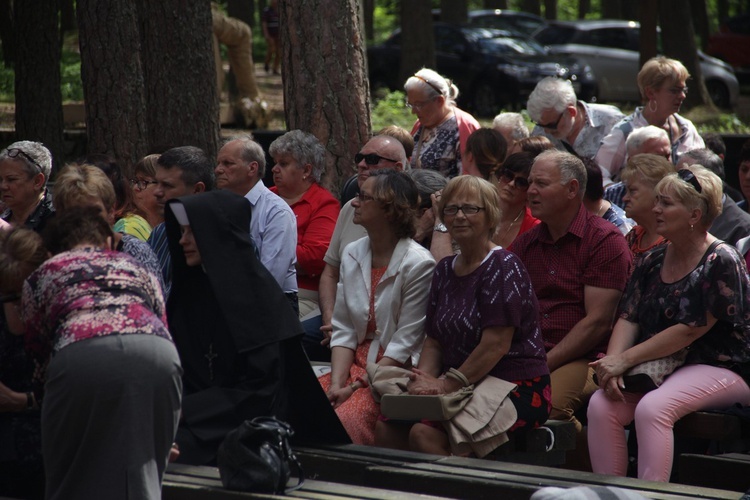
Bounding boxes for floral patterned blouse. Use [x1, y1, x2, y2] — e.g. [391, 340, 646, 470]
[411, 115, 461, 178]
[620, 241, 750, 380]
[22, 248, 172, 393]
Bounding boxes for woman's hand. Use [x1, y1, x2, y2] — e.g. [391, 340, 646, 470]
[407, 368, 460, 395]
[327, 384, 355, 409]
[590, 354, 631, 390]
[0, 382, 27, 412]
[602, 375, 626, 402]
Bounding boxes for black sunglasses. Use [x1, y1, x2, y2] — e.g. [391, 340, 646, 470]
[354, 152, 398, 166]
[498, 169, 529, 190]
[677, 169, 702, 193]
[534, 113, 564, 131]
[6, 148, 43, 174]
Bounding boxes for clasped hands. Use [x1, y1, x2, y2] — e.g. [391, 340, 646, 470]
[589, 353, 631, 401]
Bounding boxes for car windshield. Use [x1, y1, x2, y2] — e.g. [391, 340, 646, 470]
[534, 25, 577, 45]
[477, 35, 546, 56]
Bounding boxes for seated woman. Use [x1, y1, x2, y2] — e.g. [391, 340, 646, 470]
[405, 68, 480, 178]
[53, 163, 164, 292]
[375, 175, 550, 456]
[0, 207, 182, 499]
[268, 130, 340, 320]
[582, 157, 632, 236]
[588, 166, 750, 482]
[620, 154, 676, 259]
[462, 128, 507, 180]
[492, 152, 540, 249]
[130, 154, 163, 230]
[165, 190, 348, 465]
[0, 141, 55, 231]
[319, 170, 436, 445]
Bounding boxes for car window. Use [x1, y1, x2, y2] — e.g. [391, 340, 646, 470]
[587, 28, 634, 50]
[478, 36, 544, 56]
[534, 25, 577, 45]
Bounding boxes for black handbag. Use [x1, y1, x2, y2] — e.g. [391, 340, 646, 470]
[217, 416, 304, 493]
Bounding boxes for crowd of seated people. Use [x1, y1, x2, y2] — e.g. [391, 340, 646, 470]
[4, 54, 750, 500]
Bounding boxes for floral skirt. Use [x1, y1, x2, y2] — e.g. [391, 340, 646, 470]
[318, 340, 383, 445]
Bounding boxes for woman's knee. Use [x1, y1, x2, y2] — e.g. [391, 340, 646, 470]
[409, 423, 446, 453]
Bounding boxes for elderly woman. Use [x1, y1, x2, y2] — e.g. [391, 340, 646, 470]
[588, 166, 750, 482]
[131, 154, 162, 229]
[53, 163, 164, 292]
[319, 170, 436, 445]
[268, 130, 340, 319]
[493, 152, 540, 249]
[621, 154, 676, 258]
[1, 207, 182, 499]
[375, 175, 550, 456]
[595, 57, 704, 186]
[0, 141, 55, 231]
[405, 68, 480, 178]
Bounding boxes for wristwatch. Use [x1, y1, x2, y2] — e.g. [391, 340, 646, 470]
[433, 222, 448, 233]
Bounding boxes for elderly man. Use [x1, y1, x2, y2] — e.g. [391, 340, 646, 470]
[604, 125, 671, 208]
[527, 77, 624, 160]
[492, 112, 529, 154]
[310, 135, 408, 358]
[215, 136, 298, 309]
[148, 146, 215, 297]
[510, 150, 632, 469]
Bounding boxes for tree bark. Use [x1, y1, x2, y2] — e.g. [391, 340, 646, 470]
[657, 0, 713, 109]
[638, 0, 659, 69]
[137, 1, 220, 159]
[60, 0, 77, 34]
[483, 0, 508, 8]
[717, 0, 729, 23]
[280, 0, 370, 194]
[14, 0, 64, 175]
[400, 0, 434, 85]
[441, 0, 468, 25]
[77, 0, 147, 173]
[543, 0, 557, 20]
[601, 0, 622, 19]
[0, 0, 14, 66]
[578, 0, 591, 20]
[521, 0, 541, 17]
[690, 0, 710, 50]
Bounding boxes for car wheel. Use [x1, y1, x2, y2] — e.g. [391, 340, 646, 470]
[706, 80, 730, 109]
[471, 82, 500, 118]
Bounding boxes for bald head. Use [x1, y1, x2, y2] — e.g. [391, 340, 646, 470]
[355, 135, 407, 187]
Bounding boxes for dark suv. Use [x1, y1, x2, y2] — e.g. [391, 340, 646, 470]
[368, 23, 596, 116]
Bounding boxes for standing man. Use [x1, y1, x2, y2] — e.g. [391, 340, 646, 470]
[215, 136, 298, 311]
[148, 146, 215, 297]
[510, 150, 632, 469]
[527, 77, 624, 161]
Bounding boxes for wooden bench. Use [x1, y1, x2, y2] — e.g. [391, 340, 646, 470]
[486, 419, 577, 466]
[678, 452, 750, 492]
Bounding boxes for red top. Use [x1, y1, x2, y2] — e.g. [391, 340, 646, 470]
[510, 204, 632, 358]
[518, 206, 540, 238]
[271, 183, 340, 291]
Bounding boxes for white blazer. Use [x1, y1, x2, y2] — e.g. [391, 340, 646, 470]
[330, 236, 436, 364]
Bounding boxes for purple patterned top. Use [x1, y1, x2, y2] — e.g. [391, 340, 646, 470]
[22, 248, 172, 390]
[426, 248, 548, 381]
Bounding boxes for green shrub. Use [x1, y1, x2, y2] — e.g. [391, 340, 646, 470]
[370, 90, 414, 131]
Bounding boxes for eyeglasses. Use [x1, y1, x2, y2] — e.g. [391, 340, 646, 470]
[442, 205, 485, 216]
[498, 169, 530, 190]
[356, 192, 376, 202]
[677, 169, 702, 193]
[354, 152, 398, 167]
[534, 113, 564, 130]
[667, 86, 689, 96]
[405, 97, 436, 111]
[130, 178, 158, 190]
[6, 148, 43, 174]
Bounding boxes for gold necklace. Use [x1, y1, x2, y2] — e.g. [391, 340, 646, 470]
[499, 208, 524, 241]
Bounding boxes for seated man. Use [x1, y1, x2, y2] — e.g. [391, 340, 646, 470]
[604, 125, 670, 208]
[510, 150, 632, 470]
[527, 77, 624, 160]
[492, 112, 529, 155]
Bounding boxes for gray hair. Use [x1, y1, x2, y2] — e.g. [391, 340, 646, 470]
[680, 148, 725, 180]
[404, 68, 459, 106]
[536, 149, 587, 198]
[526, 77, 577, 123]
[269, 130, 326, 183]
[626, 125, 669, 156]
[224, 135, 266, 178]
[0, 141, 53, 181]
[492, 112, 530, 141]
[408, 168, 448, 206]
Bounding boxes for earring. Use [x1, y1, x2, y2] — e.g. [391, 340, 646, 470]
[690, 224, 694, 231]
[648, 99, 658, 113]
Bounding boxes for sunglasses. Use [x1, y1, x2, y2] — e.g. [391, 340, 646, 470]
[354, 153, 398, 167]
[677, 169, 702, 193]
[534, 113, 564, 131]
[6, 148, 43, 174]
[498, 169, 530, 190]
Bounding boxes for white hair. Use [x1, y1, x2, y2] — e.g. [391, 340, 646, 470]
[492, 112, 530, 141]
[404, 68, 459, 106]
[626, 125, 669, 156]
[526, 77, 577, 122]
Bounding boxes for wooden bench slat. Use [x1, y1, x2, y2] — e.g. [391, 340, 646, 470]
[679, 453, 750, 492]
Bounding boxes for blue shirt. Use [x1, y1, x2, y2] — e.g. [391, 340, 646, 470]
[147, 223, 171, 298]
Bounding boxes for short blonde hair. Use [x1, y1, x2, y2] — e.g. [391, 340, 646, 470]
[53, 163, 116, 213]
[438, 176, 501, 238]
[637, 56, 690, 102]
[655, 165, 723, 227]
[621, 154, 676, 187]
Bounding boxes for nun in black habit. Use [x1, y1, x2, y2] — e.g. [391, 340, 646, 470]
[165, 190, 349, 465]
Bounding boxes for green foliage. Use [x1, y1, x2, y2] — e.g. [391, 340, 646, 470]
[370, 90, 414, 131]
[0, 64, 13, 101]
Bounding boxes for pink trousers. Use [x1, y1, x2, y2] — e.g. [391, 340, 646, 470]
[587, 364, 750, 481]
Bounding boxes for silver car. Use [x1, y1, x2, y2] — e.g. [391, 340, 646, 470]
[534, 19, 740, 109]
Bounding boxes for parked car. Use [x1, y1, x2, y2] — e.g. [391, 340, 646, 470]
[467, 9, 547, 36]
[367, 23, 596, 117]
[534, 19, 740, 109]
[707, 13, 750, 84]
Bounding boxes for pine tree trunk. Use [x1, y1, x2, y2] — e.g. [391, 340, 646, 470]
[441, 0, 468, 25]
[280, 0, 370, 194]
[690, 0, 710, 50]
[77, 0, 147, 172]
[638, 0, 659, 69]
[578, 0, 591, 20]
[15, 0, 64, 175]
[363, 0, 375, 41]
[400, 0, 435, 85]
[484, 0, 508, 9]
[137, 1, 220, 158]
[521, 0, 541, 16]
[543, 0, 557, 20]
